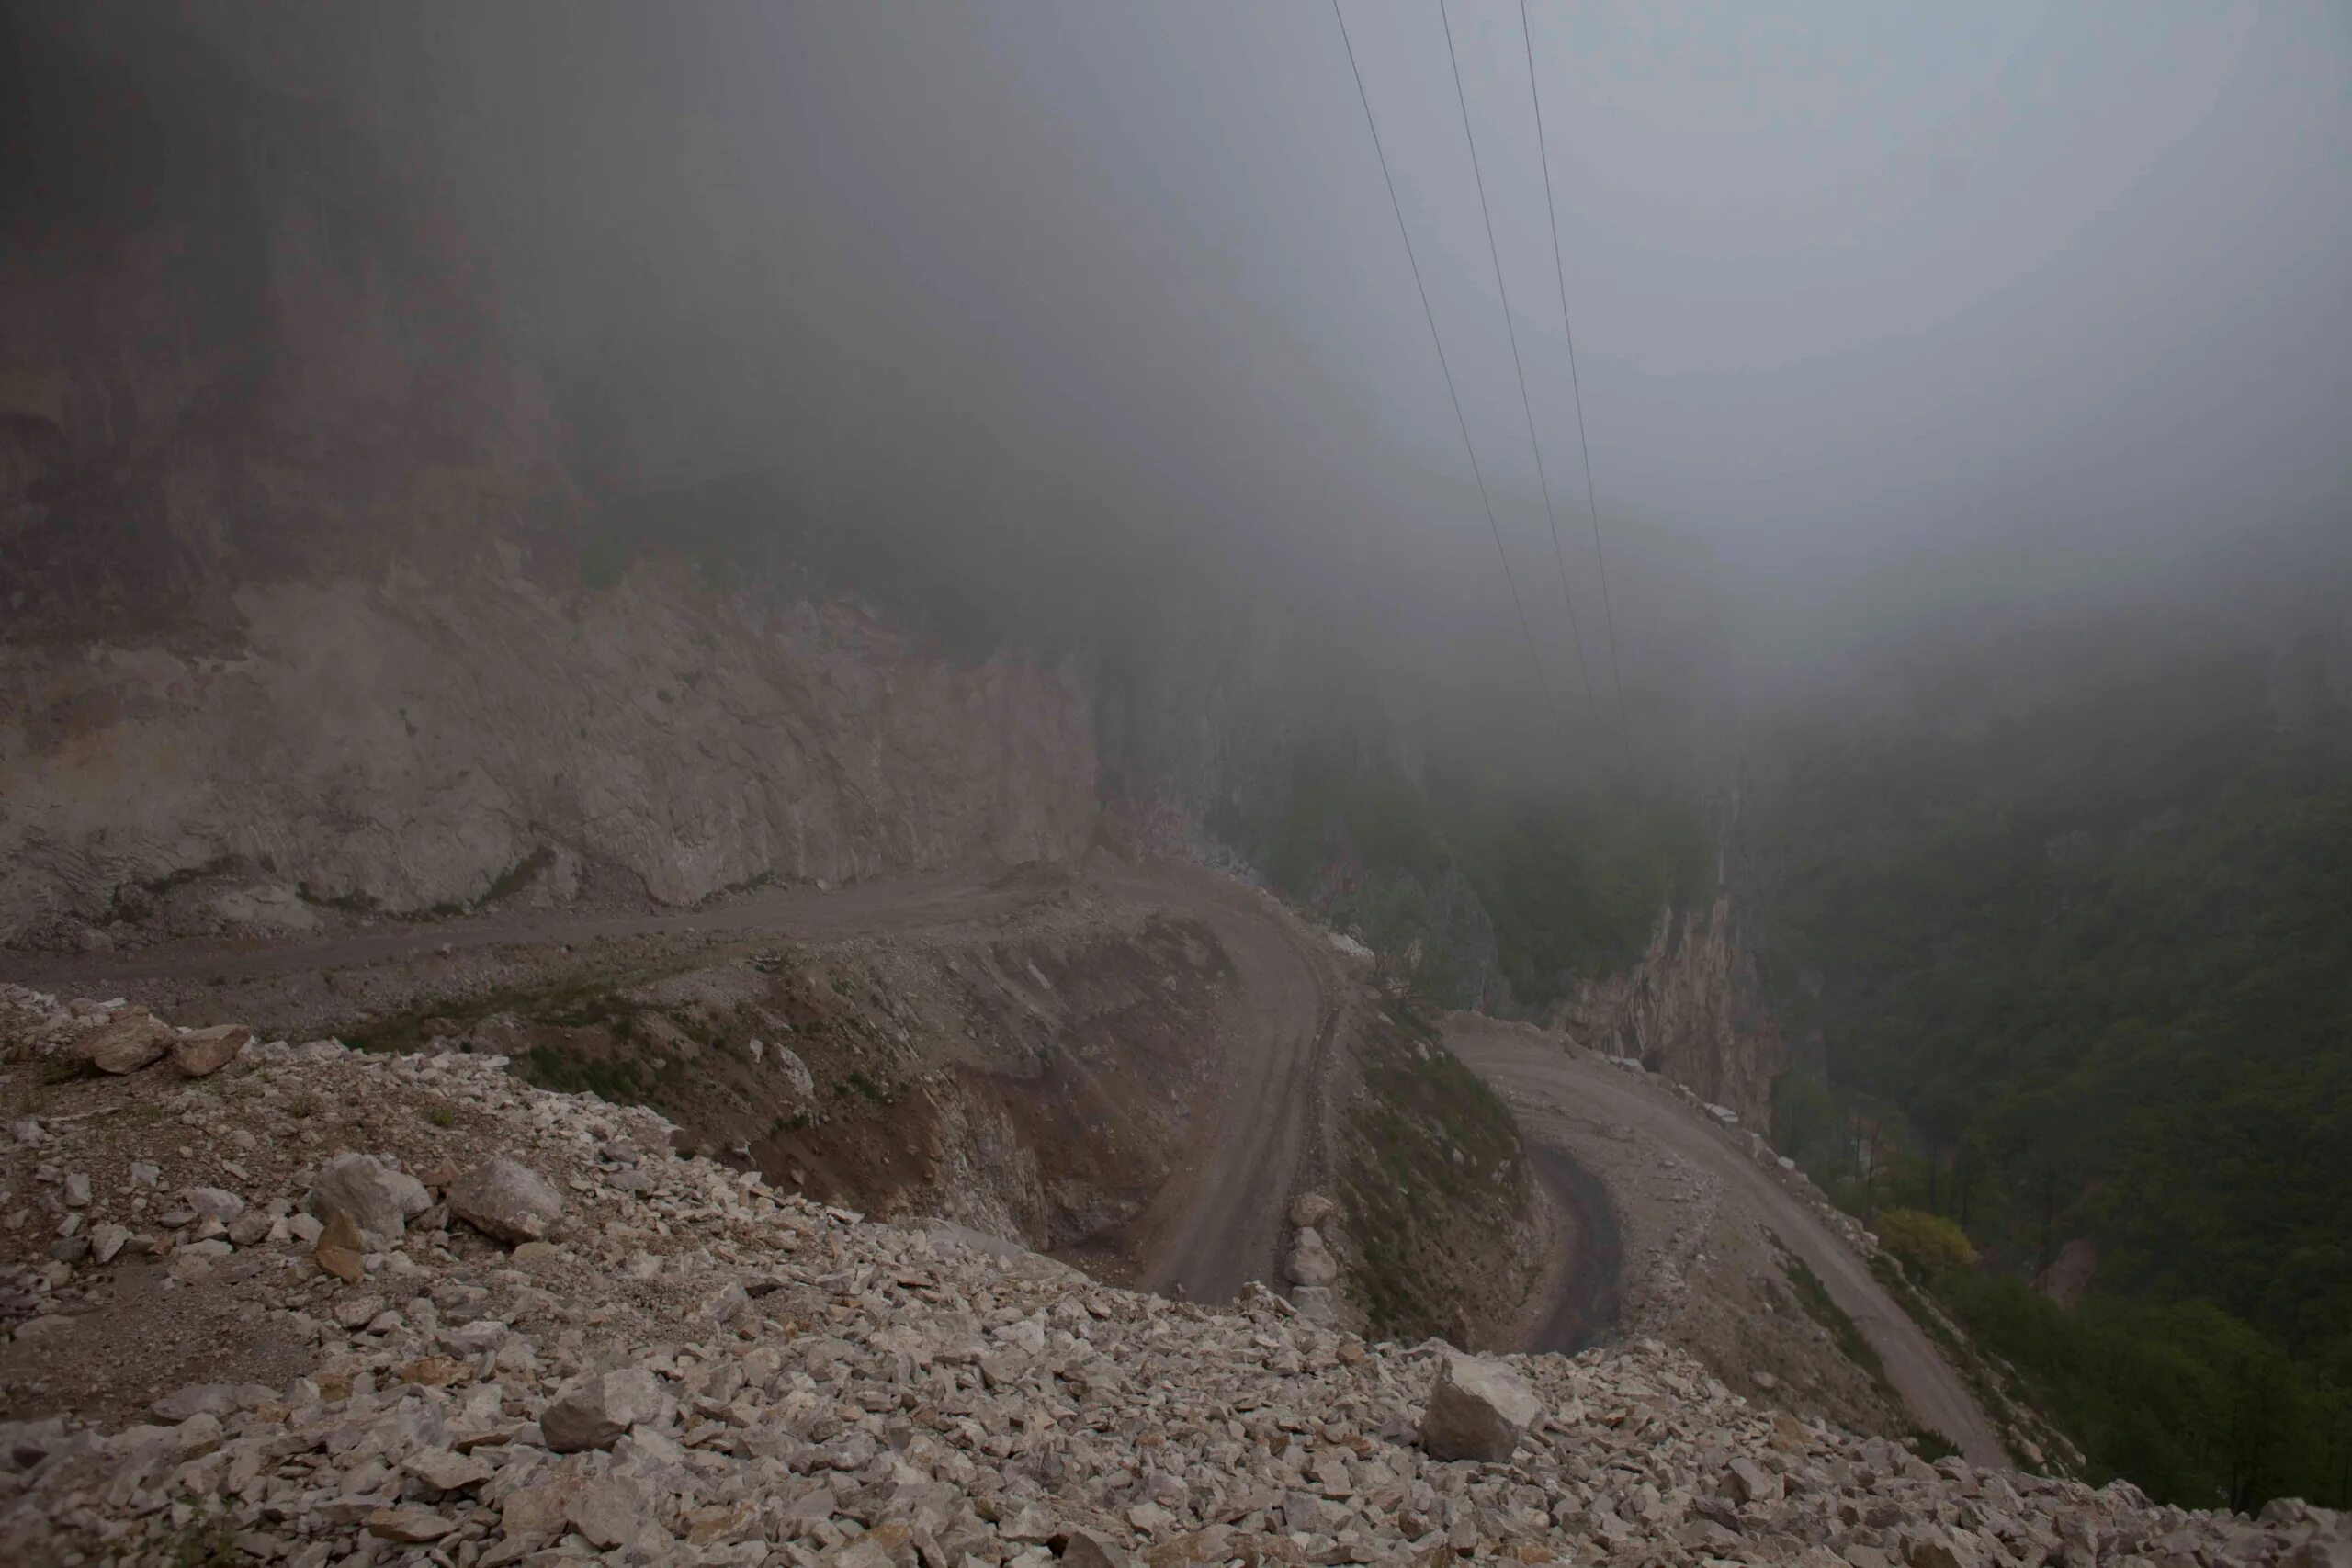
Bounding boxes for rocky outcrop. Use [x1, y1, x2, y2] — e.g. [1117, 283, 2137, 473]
[1557, 895, 1788, 1131]
[0, 564, 1099, 945]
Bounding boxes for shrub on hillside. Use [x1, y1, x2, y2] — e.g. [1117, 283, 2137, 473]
[1877, 1207, 1978, 1277]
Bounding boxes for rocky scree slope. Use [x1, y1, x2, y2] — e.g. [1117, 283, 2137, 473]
[2, 987, 2344, 1568]
[354, 902, 1239, 1264]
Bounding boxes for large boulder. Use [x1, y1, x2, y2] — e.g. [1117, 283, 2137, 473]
[540, 1367, 666, 1452]
[78, 1010, 173, 1074]
[1285, 1227, 1339, 1288]
[307, 1153, 432, 1242]
[171, 1024, 251, 1077]
[1419, 1351, 1543, 1462]
[448, 1157, 564, 1245]
[1288, 1192, 1342, 1229]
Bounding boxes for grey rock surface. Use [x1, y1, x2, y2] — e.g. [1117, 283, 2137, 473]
[306, 1151, 432, 1241]
[447, 1156, 564, 1246]
[1419, 1349, 1544, 1462]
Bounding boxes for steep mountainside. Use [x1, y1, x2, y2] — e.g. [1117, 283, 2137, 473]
[0, 23, 1095, 952]
[1, 561, 1095, 949]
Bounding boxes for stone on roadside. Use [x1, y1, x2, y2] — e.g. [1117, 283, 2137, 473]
[171, 1023, 251, 1077]
[182, 1186, 244, 1223]
[1288, 1192, 1342, 1229]
[334, 1293, 388, 1330]
[151, 1384, 238, 1423]
[89, 1224, 131, 1265]
[404, 1448, 495, 1494]
[1419, 1350, 1543, 1462]
[565, 1474, 649, 1550]
[1285, 1227, 1339, 1288]
[1724, 1455, 1784, 1505]
[774, 1045, 816, 1102]
[77, 1009, 173, 1074]
[448, 1156, 565, 1245]
[1290, 1285, 1340, 1326]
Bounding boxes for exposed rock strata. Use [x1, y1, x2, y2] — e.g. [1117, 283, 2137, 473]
[1557, 896, 1787, 1130]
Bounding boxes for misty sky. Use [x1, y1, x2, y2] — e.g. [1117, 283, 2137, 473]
[502, 2, 2349, 576]
[154, 0, 2352, 600]
[1072, 1, 2352, 577]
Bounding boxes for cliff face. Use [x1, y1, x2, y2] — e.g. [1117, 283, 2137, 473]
[0, 33, 1098, 948]
[1555, 895, 1787, 1131]
[0, 562, 1098, 946]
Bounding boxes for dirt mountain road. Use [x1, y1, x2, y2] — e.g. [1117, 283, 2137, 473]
[3, 854, 1343, 1307]
[1448, 1019, 2008, 1469]
[0, 867, 1057, 989]
[1089, 861, 1346, 1304]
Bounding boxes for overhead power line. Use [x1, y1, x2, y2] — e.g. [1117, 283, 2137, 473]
[1330, 0, 1569, 755]
[1521, 0, 1632, 750]
[1437, 0, 1601, 737]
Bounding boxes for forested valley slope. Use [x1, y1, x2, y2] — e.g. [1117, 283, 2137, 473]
[1743, 551, 2352, 1511]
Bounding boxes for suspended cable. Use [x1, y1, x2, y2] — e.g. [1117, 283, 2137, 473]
[1329, 0, 1569, 755]
[1521, 0, 1632, 752]
[1437, 0, 1601, 737]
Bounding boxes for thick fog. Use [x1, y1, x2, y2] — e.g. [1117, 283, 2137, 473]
[25, 1, 2352, 747]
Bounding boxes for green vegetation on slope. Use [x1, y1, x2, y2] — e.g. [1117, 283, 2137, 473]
[1340, 1002, 1536, 1343]
[1261, 761, 1713, 1010]
[1752, 637, 2352, 1509]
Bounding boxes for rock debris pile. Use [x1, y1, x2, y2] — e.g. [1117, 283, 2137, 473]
[0, 985, 2342, 1567]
